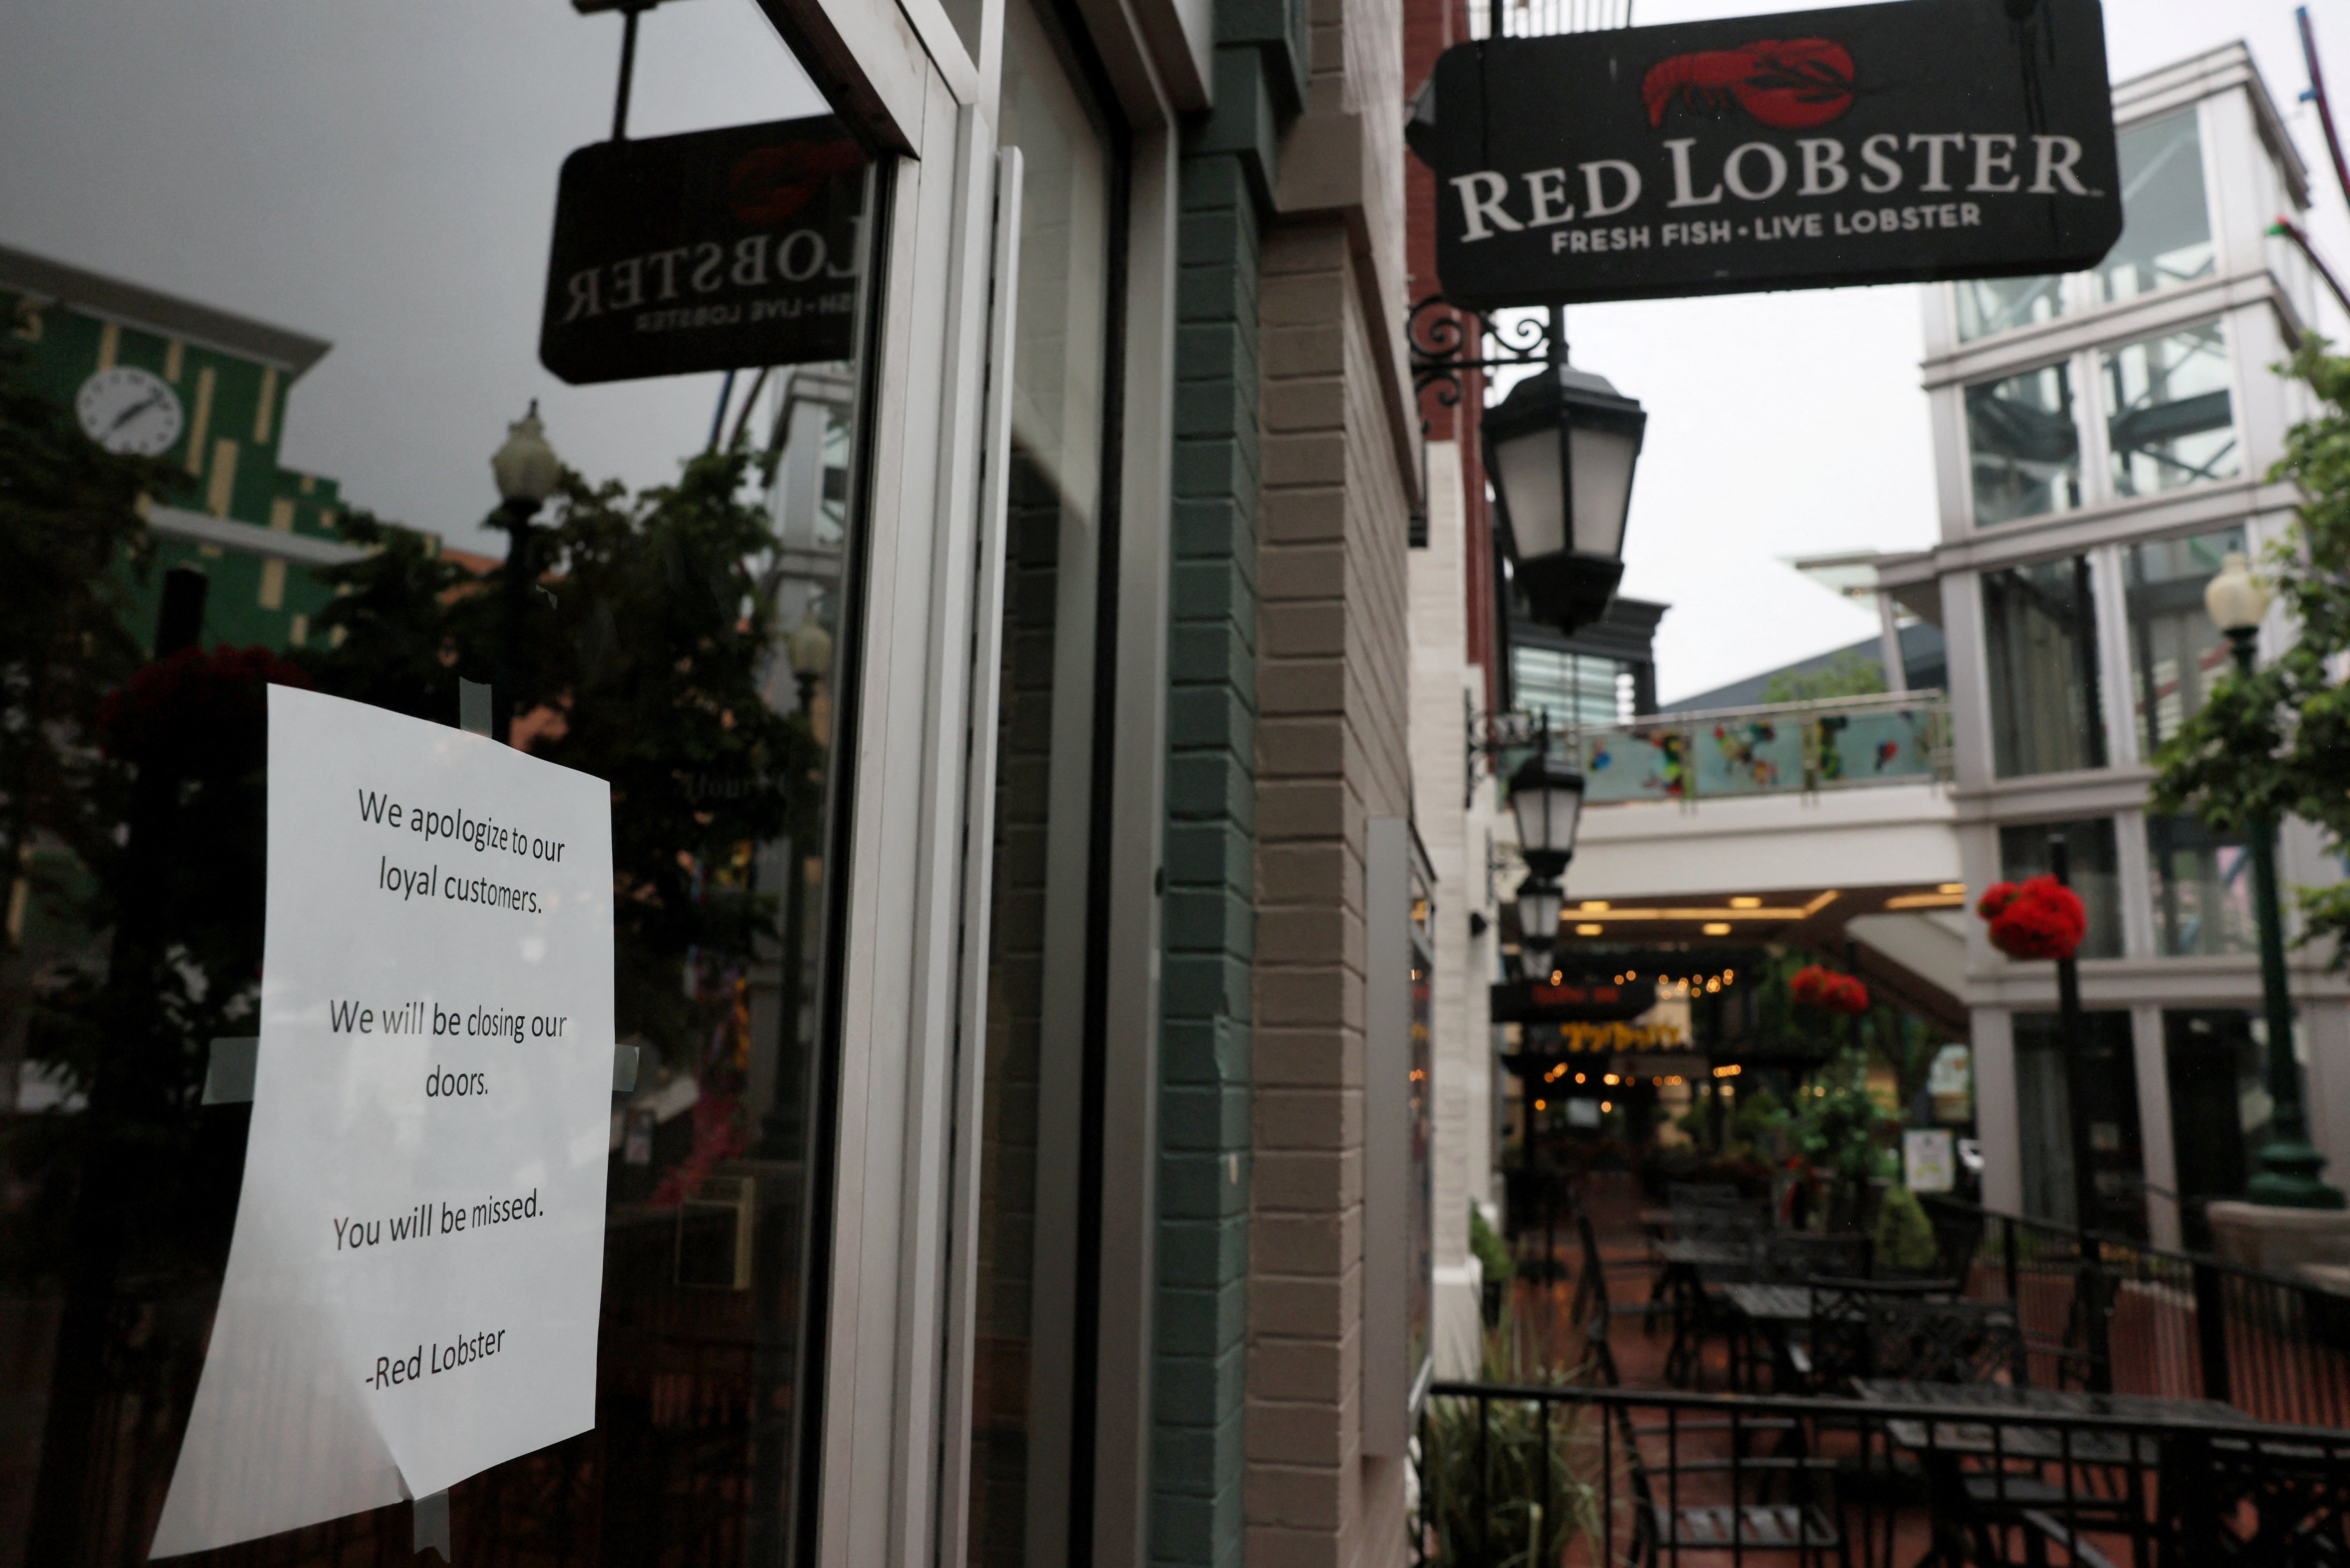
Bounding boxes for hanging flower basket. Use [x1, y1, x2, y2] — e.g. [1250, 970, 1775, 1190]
[1790, 963, 1868, 1015]
[1976, 875, 2087, 961]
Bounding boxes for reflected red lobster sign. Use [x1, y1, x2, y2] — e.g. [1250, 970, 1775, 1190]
[1407, 0, 2121, 310]
[540, 116, 867, 385]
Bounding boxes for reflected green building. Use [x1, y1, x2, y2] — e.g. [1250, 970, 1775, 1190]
[2, 243, 362, 653]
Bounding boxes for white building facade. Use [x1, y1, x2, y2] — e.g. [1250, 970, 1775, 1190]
[1873, 43, 2348, 1250]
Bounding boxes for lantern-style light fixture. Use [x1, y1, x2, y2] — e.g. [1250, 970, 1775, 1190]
[491, 400, 563, 519]
[1514, 874, 1564, 969]
[2204, 551, 2270, 634]
[786, 604, 834, 712]
[1507, 744, 1586, 880]
[1483, 364, 1646, 634]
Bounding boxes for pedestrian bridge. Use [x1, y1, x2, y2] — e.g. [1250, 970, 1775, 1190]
[1536, 693, 1969, 1017]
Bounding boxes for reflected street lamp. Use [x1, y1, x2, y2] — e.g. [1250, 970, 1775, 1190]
[785, 604, 833, 716]
[2204, 552, 2344, 1209]
[490, 402, 562, 744]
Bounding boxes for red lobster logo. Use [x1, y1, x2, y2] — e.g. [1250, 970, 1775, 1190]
[1642, 38, 1855, 131]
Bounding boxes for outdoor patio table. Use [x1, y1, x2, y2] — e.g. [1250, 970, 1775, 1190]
[1851, 1379, 2323, 1561]
[1653, 1239, 1755, 1386]
[1721, 1282, 1811, 1323]
[1851, 1378, 2235, 1466]
[1653, 1238, 1750, 1268]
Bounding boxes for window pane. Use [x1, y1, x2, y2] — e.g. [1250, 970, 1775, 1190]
[968, 0, 1117, 1559]
[1511, 644, 1629, 728]
[1999, 819, 2122, 959]
[1954, 274, 2065, 342]
[0, 7, 872, 1560]
[1966, 363, 2080, 526]
[2101, 108, 2215, 303]
[2124, 526, 2245, 750]
[2147, 814, 2255, 956]
[1982, 556, 2106, 778]
[2105, 320, 2236, 498]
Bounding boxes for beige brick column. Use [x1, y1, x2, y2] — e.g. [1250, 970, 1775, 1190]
[1246, 212, 1412, 1568]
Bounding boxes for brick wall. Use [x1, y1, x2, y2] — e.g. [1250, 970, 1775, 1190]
[1247, 214, 1412, 1568]
[1155, 132, 1268, 1568]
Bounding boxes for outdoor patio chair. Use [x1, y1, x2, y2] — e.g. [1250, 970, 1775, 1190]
[1573, 1207, 1661, 1333]
[1597, 1359, 1848, 1568]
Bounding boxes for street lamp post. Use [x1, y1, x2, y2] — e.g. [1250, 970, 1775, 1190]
[2204, 553, 2345, 1210]
[1481, 321, 1647, 636]
[1506, 722, 1586, 978]
[489, 403, 562, 745]
[1407, 299, 1646, 636]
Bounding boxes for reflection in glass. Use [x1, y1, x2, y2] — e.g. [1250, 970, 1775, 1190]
[1954, 274, 2064, 342]
[1981, 555, 2105, 778]
[2105, 320, 2236, 498]
[969, 0, 1115, 1561]
[2125, 526, 2245, 752]
[1966, 363, 2079, 526]
[2147, 815, 2254, 957]
[0, 58, 873, 1568]
[1999, 818, 2122, 959]
[2102, 109, 2215, 304]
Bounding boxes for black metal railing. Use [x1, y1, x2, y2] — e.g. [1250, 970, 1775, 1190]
[1930, 1198, 2350, 1428]
[1413, 1379, 2350, 1566]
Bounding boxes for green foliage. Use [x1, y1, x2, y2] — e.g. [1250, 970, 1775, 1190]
[2151, 337, 2350, 962]
[1419, 1387, 1597, 1568]
[0, 343, 173, 959]
[1874, 1184, 1938, 1272]
[1760, 650, 1885, 705]
[1794, 1058, 1891, 1185]
[1470, 1201, 1514, 1286]
[304, 445, 821, 1057]
[1732, 1085, 1788, 1149]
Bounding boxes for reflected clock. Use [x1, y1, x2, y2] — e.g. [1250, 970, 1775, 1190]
[76, 365, 186, 456]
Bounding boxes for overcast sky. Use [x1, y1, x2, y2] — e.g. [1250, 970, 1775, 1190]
[5, 0, 2347, 699]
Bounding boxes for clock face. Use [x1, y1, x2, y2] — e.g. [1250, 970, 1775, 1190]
[76, 365, 186, 456]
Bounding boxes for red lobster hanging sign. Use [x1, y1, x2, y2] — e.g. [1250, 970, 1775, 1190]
[1405, 0, 2121, 311]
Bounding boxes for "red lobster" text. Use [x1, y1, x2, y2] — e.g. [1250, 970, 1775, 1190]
[1452, 131, 2087, 243]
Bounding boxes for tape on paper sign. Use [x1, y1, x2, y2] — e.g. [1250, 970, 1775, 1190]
[150, 686, 615, 1557]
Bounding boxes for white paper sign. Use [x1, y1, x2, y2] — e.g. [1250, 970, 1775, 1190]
[1903, 1128, 1956, 1194]
[152, 686, 613, 1557]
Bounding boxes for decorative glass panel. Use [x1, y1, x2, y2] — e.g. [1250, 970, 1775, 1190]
[2124, 526, 2246, 752]
[2101, 108, 2215, 303]
[1578, 724, 1686, 801]
[1966, 363, 2080, 526]
[2105, 320, 2237, 498]
[1690, 714, 1806, 796]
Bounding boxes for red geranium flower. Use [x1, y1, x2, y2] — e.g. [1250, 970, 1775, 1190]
[1977, 874, 2087, 961]
[1790, 964, 1868, 1015]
